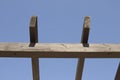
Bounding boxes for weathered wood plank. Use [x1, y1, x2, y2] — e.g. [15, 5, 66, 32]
[115, 63, 120, 80]
[0, 43, 120, 58]
[76, 16, 90, 80]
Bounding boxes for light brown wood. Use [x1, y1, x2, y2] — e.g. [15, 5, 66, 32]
[0, 43, 120, 58]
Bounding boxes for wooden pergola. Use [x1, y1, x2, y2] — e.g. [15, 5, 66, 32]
[0, 16, 119, 80]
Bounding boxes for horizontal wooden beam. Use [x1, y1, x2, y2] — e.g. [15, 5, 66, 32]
[0, 43, 120, 58]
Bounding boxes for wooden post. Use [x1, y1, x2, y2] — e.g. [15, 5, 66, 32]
[81, 16, 90, 44]
[32, 57, 40, 80]
[75, 16, 90, 80]
[29, 16, 38, 46]
[76, 58, 85, 80]
[29, 16, 40, 80]
[115, 63, 120, 80]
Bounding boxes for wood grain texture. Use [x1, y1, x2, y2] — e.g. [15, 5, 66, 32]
[0, 43, 120, 58]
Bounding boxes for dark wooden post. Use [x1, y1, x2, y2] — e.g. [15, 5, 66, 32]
[115, 63, 120, 80]
[75, 16, 90, 80]
[29, 16, 40, 80]
[29, 16, 38, 46]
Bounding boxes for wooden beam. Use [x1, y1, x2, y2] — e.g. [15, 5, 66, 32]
[0, 43, 120, 58]
[115, 63, 120, 80]
[29, 16, 40, 80]
[76, 16, 90, 80]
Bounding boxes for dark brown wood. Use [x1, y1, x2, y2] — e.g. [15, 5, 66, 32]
[115, 63, 120, 80]
[76, 16, 90, 80]
[32, 58, 40, 80]
[29, 16, 38, 44]
[75, 58, 85, 80]
[81, 16, 90, 44]
[29, 16, 40, 80]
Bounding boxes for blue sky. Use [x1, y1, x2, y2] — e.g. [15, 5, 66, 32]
[0, 0, 120, 80]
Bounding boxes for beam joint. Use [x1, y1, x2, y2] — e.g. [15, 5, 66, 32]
[29, 16, 40, 80]
[76, 16, 90, 80]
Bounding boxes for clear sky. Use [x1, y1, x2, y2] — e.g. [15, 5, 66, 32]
[0, 0, 120, 80]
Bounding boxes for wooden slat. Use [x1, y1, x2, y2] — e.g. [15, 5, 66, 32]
[81, 16, 90, 44]
[32, 58, 40, 80]
[76, 16, 90, 80]
[0, 43, 120, 58]
[115, 63, 120, 80]
[29, 16, 40, 80]
[29, 16, 38, 44]
[75, 58, 85, 80]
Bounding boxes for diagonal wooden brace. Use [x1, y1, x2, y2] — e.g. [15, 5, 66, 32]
[115, 63, 120, 80]
[76, 16, 90, 80]
[29, 16, 40, 80]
